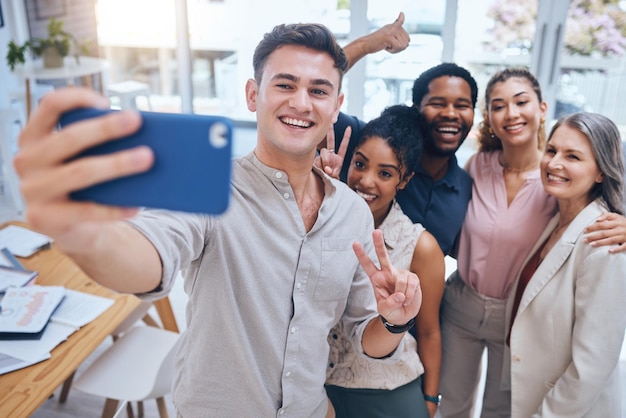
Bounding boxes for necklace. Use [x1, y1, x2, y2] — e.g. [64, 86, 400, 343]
[499, 155, 540, 173]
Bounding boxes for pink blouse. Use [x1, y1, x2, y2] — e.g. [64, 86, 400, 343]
[456, 151, 557, 299]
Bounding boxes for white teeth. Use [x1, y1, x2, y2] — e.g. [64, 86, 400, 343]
[547, 173, 567, 182]
[505, 123, 524, 131]
[356, 190, 377, 200]
[437, 127, 459, 133]
[281, 117, 311, 128]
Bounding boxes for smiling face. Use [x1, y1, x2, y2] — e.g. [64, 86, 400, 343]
[418, 76, 474, 157]
[347, 136, 412, 227]
[487, 77, 547, 149]
[246, 44, 344, 164]
[541, 125, 603, 210]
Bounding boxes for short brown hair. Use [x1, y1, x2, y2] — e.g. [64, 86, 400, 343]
[252, 23, 348, 90]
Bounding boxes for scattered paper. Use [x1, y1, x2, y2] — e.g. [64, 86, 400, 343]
[0, 352, 50, 375]
[0, 287, 114, 366]
[0, 248, 25, 270]
[0, 267, 38, 293]
[0, 225, 52, 258]
[0, 286, 65, 334]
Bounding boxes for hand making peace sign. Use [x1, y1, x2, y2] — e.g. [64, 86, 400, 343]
[353, 229, 422, 326]
[314, 125, 351, 180]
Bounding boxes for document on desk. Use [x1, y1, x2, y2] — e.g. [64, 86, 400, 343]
[0, 288, 114, 363]
[0, 225, 52, 257]
[52, 289, 115, 328]
[0, 247, 37, 292]
[0, 286, 66, 335]
[0, 267, 38, 293]
[0, 321, 76, 362]
[0, 247, 26, 271]
[0, 352, 50, 375]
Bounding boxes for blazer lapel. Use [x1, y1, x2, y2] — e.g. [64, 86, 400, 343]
[516, 200, 604, 316]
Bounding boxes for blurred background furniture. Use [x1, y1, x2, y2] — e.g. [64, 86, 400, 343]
[72, 325, 181, 418]
[0, 221, 142, 418]
[106, 80, 153, 110]
[57, 299, 163, 404]
[13, 56, 110, 118]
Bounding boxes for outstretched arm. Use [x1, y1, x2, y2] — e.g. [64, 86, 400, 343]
[355, 229, 422, 358]
[14, 88, 162, 293]
[584, 212, 626, 253]
[343, 12, 410, 71]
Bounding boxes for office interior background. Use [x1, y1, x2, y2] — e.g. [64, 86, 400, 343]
[1, 0, 626, 124]
[0, 1, 626, 416]
[1, 0, 625, 219]
[1, 0, 626, 217]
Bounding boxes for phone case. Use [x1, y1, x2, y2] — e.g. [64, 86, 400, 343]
[59, 108, 233, 215]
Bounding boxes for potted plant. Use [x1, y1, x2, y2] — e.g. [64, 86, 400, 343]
[6, 18, 90, 71]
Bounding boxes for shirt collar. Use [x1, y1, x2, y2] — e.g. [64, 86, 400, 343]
[416, 154, 464, 191]
[378, 200, 403, 251]
[245, 151, 337, 196]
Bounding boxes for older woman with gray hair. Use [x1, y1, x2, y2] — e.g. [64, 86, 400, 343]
[506, 112, 626, 417]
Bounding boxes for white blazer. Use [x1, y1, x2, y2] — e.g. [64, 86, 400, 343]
[505, 199, 626, 418]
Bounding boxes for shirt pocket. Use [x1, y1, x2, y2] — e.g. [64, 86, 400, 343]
[314, 238, 357, 301]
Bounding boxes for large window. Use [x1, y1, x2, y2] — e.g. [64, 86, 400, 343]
[361, 0, 446, 120]
[454, 0, 626, 125]
[95, 0, 626, 140]
[96, 0, 343, 117]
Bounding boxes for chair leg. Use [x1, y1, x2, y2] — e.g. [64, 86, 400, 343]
[137, 401, 144, 417]
[156, 397, 170, 418]
[101, 398, 119, 418]
[153, 297, 180, 332]
[142, 313, 160, 328]
[58, 371, 75, 403]
[126, 401, 135, 418]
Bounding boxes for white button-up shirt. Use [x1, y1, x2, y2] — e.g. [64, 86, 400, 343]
[131, 152, 379, 417]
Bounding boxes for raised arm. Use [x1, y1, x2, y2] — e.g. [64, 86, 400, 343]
[354, 229, 422, 358]
[14, 88, 162, 293]
[343, 12, 410, 71]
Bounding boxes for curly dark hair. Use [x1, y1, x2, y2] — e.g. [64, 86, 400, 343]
[477, 67, 545, 152]
[411, 63, 478, 108]
[252, 23, 348, 89]
[355, 105, 423, 182]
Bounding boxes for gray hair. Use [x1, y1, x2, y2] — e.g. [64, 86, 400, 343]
[548, 112, 624, 215]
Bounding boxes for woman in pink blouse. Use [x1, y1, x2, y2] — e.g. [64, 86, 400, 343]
[438, 68, 626, 418]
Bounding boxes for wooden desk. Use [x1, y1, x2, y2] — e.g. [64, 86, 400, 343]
[0, 221, 141, 417]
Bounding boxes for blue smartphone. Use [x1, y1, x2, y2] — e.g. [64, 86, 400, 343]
[59, 108, 233, 215]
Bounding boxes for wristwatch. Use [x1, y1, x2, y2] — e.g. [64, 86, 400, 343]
[424, 393, 442, 405]
[380, 315, 415, 334]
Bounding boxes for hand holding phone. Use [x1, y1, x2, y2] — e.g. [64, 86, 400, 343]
[59, 108, 233, 214]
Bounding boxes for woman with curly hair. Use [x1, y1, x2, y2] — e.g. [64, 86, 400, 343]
[325, 104, 445, 418]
